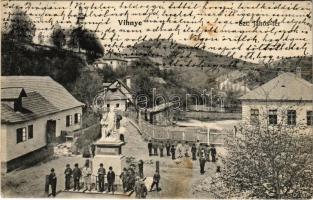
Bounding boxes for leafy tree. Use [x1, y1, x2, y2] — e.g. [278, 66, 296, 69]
[97, 65, 117, 82]
[4, 8, 36, 42]
[224, 90, 241, 112]
[211, 109, 313, 199]
[50, 26, 66, 49]
[71, 72, 103, 107]
[68, 27, 104, 62]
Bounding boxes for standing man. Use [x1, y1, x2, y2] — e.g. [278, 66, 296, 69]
[64, 164, 72, 190]
[184, 141, 190, 157]
[199, 149, 206, 175]
[138, 160, 144, 178]
[82, 162, 92, 191]
[210, 144, 217, 162]
[196, 140, 201, 157]
[165, 140, 171, 156]
[49, 168, 57, 197]
[149, 171, 161, 192]
[134, 176, 141, 198]
[148, 140, 153, 156]
[97, 163, 106, 192]
[72, 163, 82, 191]
[191, 143, 197, 161]
[170, 145, 176, 160]
[107, 166, 115, 194]
[90, 144, 96, 158]
[120, 168, 128, 192]
[153, 140, 158, 156]
[206, 144, 211, 161]
[176, 141, 182, 158]
[159, 141, 164, 157]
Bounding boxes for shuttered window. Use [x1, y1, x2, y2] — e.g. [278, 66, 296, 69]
[307, 111, 313, 126]
[16, 127, 26, 143]
[74, 113, 81, 124]
[287, 110, 296, 125]
[268, 110, 278, 125]
[28, 125, 33, 139]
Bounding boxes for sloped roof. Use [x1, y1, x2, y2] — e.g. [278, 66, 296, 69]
[146, 102, 174, 113]
[95, 54, 127, 63]
[104, 89, 128, 101]
[240, 73, 313, 101]
[1, 87, 27, 100]
[1, 91, 59, 123]
[1, 76, 84, 110]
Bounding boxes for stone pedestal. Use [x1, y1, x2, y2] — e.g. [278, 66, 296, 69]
[92, 141, 126, 184]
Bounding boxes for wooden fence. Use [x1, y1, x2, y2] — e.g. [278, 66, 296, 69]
[124, 111, 233, 145]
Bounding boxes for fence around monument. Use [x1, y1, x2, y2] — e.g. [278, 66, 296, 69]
[124, 111, 233, 145]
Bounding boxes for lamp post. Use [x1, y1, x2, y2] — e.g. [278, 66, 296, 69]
[186, 94, 190, 111]
[210, 88, 214, 111]
[201, 89, 207, 111]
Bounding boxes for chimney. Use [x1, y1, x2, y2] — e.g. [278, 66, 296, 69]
[296, 67, 302, 78]
[126, 76, 131, 89]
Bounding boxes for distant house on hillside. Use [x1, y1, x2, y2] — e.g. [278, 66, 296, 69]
[102, 77, 133, 112]
[1, 76, 84, 172]
[94, 54, 128, 70]
[216, 70, 250, 93]
[239, 72, 313, 134]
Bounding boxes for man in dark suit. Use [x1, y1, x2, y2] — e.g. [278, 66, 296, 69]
[64, 164, 72, 190]
[149, 171, 161, 192]
[148, 140, 153, 156]
[72, 163, 82, 191]
[107, 166, 115, 194]
[97, 163, 106, 192]
[49, 168, 57, 197]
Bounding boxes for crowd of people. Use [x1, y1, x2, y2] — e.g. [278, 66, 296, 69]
[147, 140, 217, 174]
[47, 159, 149, 198]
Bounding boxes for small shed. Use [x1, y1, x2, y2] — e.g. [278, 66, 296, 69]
[143, 102, 174, 126]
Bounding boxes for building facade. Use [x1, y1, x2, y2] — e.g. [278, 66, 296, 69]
[1, 76, 84, 172]
[240, 72, 313, 134]
[102, 78, 133, 112]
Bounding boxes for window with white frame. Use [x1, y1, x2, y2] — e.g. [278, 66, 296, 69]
[16, 127, 27, 143]
[287, 110, 296, 125]
[66, 115, 73, 127]
[307, 111, 313, 126]
[250, 109, 259, 125]
[268, 110, 278, 125]
[28, 125, 33, 139]
[74, 113, 81, 124]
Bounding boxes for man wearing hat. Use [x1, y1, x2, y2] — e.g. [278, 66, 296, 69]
[107, 166, 115, 194]
[64, 164, 72, 190]
[49, 168, 57, 197]
[150, 171, 161, 192]
[97, 163, 106, 192]
[72, 163, 82, 191]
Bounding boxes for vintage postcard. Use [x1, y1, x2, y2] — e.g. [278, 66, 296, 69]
[1, 0, 312, 199]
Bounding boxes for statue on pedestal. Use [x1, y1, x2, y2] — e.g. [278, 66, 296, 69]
[100, 109, 119, 142]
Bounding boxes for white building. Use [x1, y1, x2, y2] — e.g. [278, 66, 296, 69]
[216, 70, 250, 93]
[94, 55, 128, 70]
[102, 78, 133, 112]
[239, 72, 313, 134]
[1, 76, 84, 172]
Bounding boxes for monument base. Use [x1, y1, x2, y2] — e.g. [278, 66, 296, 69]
[92, 154, 126, 181]
[92, 141, 126, 184]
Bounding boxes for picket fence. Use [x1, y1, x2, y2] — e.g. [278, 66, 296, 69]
[124, 111, 233, 145]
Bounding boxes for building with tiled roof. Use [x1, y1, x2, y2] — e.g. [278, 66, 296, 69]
[101, 78, 134, 112]
[1, 76, 84, 172]
[239, 72, 313, 133]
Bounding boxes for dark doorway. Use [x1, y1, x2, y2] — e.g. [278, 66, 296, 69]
[46, 120, 56, 143]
